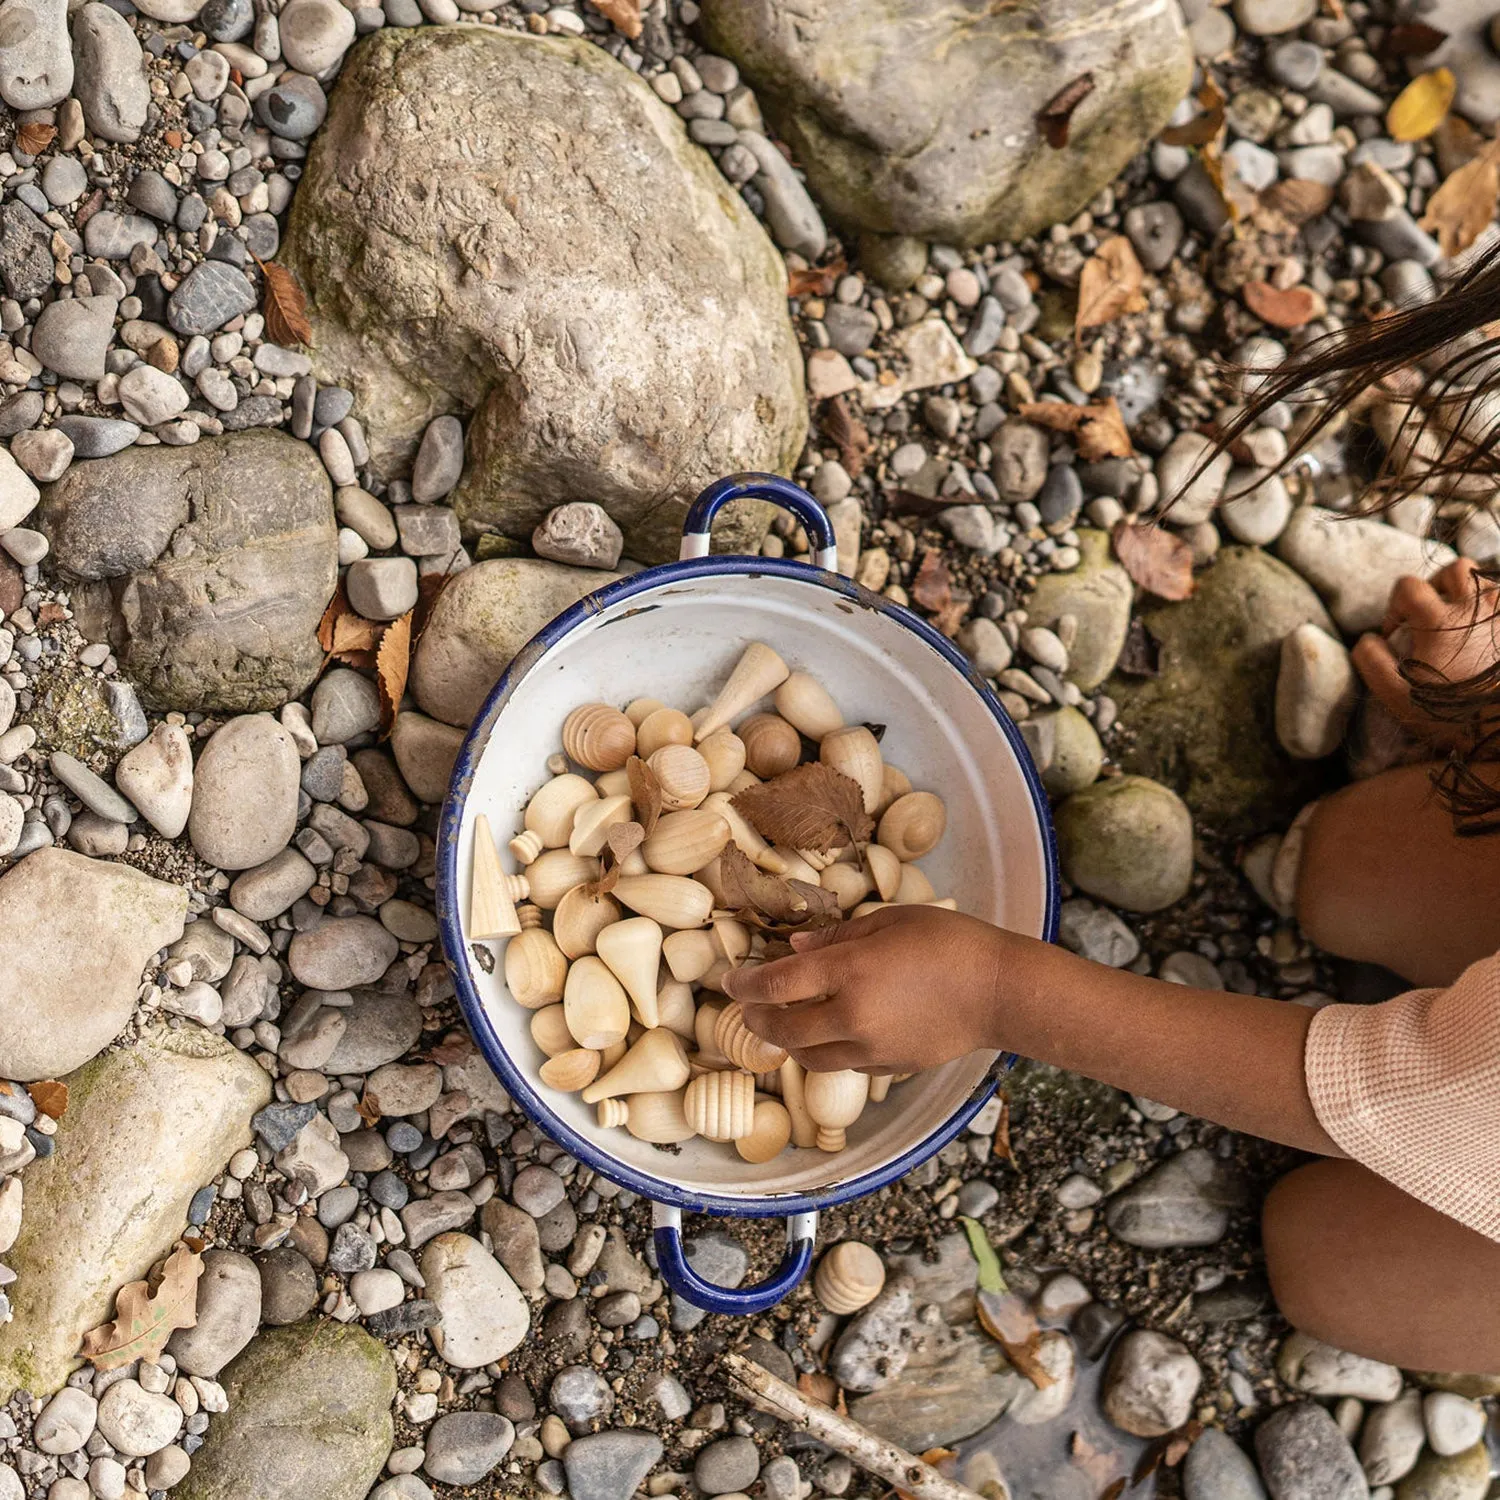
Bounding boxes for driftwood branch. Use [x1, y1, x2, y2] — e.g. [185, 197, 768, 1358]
[722, 1353, 1000, 1500]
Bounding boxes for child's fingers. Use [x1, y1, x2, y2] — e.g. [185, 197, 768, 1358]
[1431, 556, 1480, 605]
[722, 946, 842, 1008]
[741, 997, 845, 1053]
[1352, 633, 1415, 724]
[787, 1040, 873, 1074]
[1382, 574, 1447, 634]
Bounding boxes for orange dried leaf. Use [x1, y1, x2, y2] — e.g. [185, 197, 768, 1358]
[991, 1092, 1013, 1163]
[588, 0, 641, 38]
[255, 257, 313, 347]
[911, 550, 952, 612]
[1017, 398, 1133, 460]
[788, 258, 847, 298]
[27, 1080, 67, 1119]
[718, 845, 839, 929]
[1037, 73, 1094, 149]
[1387, 67, 1456, 142]
[821, 394, 871, 479]
[1075, 235, 1148, 334]
[79, 1248, 203, 1371]
[606, 821, 644, 864]
[356, 1091, 382, 1127]
[1420, 140, 1500, 257]
[16, 122, 56, 155]
[732, 762, 873, 853]
[1160, 78, 1225, 146]
[976, 1298, 1056, 1391]
[626, 755, 662, 837]
[796, 1371, 839, 1408]
[1112, 520, 1195, 601]
[376, 610, 413, 738]
[1242, 279, 1323, 330]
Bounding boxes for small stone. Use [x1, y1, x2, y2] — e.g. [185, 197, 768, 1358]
[0, 450, 39, 534]
[551, 1364, 615, 1432]
[255, 71, 328, 139]
[562, 1432, 664, 1500]
[278, 0, 355, 72]
[1360, 1390, 1426, 1487]
[1103, 1331, 1201, 1438]
[346, 557, 419, 622]
[1057, 899, 1139, 967]
[311, 668, 381, 745]
[1182, 1428, 1267, 1500]
[411, 415, 464, 503]
[95, 1379, 182, 1456]
[31, 297, 117, 381]
[118, 365, 190, 427]
[33, 1388, 98, 1454]
[695, 1436, 760, 1495]
[1105, 1147, 1245, 1248]
[423, 1412, 514, 1486]
[1053, 775, 1194, 913]
[167, 1249, 260, 1377]
[72, 3, 149, 142]
[1423, 1393, 1486, 1458]
[1255, 1402, 1369, 1500]
[168, 261, 258, 337]
[1277, 1332, 1402, 1402]
[1234, 0, 1316, 34]
[1123, 202, 1185, 273]
[287, 916, 400, 989]
[257, 1246, 319, 1325]
[422, 1232, 530, 1368]
[532, 503, 624, 570]
[1156, 431, 1230, 526]
[1276, 623, 1357, 760]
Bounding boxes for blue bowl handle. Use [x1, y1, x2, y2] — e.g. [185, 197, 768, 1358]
[652, 1202, 818, 1314]
[681, 473, 840, 571]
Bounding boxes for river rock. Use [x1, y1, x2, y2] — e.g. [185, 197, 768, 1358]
[1024, 530, 1134, 690]
[1422, 1393, 1486, 1457]
[1108, 547, 1337, 836]
[114, 723, 194, 838]
[282, 27, 805, 564]
[1255, 1402, 1370, 1500]
[698, 0, 1191, 246]
[189, 714, 301, 870]
[40, 432, 337, 711]
[1360, 1391, 1426, 1486]
[176, 1323, 395, 1500]
[421, 1233, 529, 1368]
[1105, 1147, 1247, 1247]
[1277, 507, 1456, 635]
[563, 1432, 664, 1500]
[1103, 1330, 1201, 1437]
[410, 558, 619, 727]
[422, 1412, 514, 1486]
[166, 1249, 260, 1377]
[0, 0, 72, 109]
[1276, 622, 1357, 760]
[323, 989, 423, 1073]
[1395, 1444, 1490, 1500]
[1277, 1332, 1402, 1402]
[1021, 706, 1103, 797]
[96, 1381, 182, 1456]
[288, 916, 399, 990]
[0, 848, 187, 1081]
[1183, 1428, 1267, 1500]
[31, 296, 117, 382]
[1053, 775, 1193, 913]
[0, 1025, 269, 1398]
[71, 3, 149, 142]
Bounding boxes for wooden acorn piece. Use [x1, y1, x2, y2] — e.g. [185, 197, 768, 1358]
[736, 1098, 793, 1164]
[569, 794, 635, 857]
[563, 703, 637, 772]
[715, 1001, 788, 1072]
[538, 1047, 600, 1093]
[553, 886, 622, 960]
[563, 956, 631, 1050]
[779, 1058, 819, 1148]
[694, 642, 789, 741]
[521, 773, 598, 849]
[470, 814, 522, 940]
[530, 1004, 576, 1058]
[814, 1241, 886, 1315]
[636, 707, 694, 759]
[698, 729, 747, 792]
[663, 928, 718, 984]
[821, 862, 873, 911]
[504, 905, 569, 1009]
[684, 1069, 757, 1140]
[804, 1068, 870, 1152]
[594, 917, 664, 1028]
[896, 863, 936, 904]
[625, 696, 668, 727]
[613, 874, 714, 929]
[774, 671, 844, 740]
[820, 725, 884, 814]
[864, 843, 902, 902]
[524, 849, 600, 910]
[647, 744, 711, 811]
[641, 809, 731, 876]
[739, 713, 802, 779]
[596, 1098, 629, 1128]
[655, 977, 698, 1038]
[878, 791, 947, 862]
[625, 1088, 696, 1144]
[581, 1026, 691, 1103]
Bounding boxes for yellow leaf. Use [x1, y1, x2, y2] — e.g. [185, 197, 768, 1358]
[79, 1249, 204, 1371]
[375, 610, 412, 739]
[1421, 139, 1500, 257]
[1075, 235, 1148, 335]
[1387, 67, 1456, 142]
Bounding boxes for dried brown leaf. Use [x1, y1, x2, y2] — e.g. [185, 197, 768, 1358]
[587, 0, 641, 36]
[731, 762, 873, 854]
[1381, 21, 1448, 59]
[27, 1079, 67, 1119]
[991, 1091, 1013, 1163]
[976, 1294, 1056, 1390]
[1420, 139, 1500, 257]
[1258, 178, 1334, 224]
[1160, 78, 1225, 147]
[1075, 235, 1148, 335]
[626, 756, 662, 836]
[1017, 398, 1133, 460]
[1112, 520, 1195, 601]
[1037, 73, 1094, 149]
[820, 395, 870, 479]
[427, 1035, 476, 1066]
[16, 122, 56, 156]
[788, 258, 847, 298]
[254, 256, 313, 347]
[412, 566, 458, 646]
[79, 1248, 203, 1370]
[317, 584, 383, 663]
[911, 550, 952, 612]
[1131, 1422, 1203, 1486]
[718, 845, 840, 928]
[796, 1371, 840, 1408]
[376, 610, 412, 739]
[1100, 1482, 1127, 1500]
[606, 821, 644, 863]
[583, 821, 644, 899]
[356, 1091, 382, 1127]
[1242, 279, 1323, 330]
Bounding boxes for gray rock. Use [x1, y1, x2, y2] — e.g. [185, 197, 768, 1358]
[52, 416, 141, 458]
[736, 129, 827, 259]
[71, 4, 149, 142]
[1234, 0, 1315, 34]
[85, 212, 158, 260]
[258, 1247, 319, 1324]
[0, 0, 71, 109]
[696, 1437, 760, 1495]
[1183, 1428, 1267, 1500]
[278, 0, 354, 73]
[166, 1250, 260, 1378]
[49, 750, 136, 823]
[562, 1432, 664, 1500]
[116, 723, 193, 838]
[324, 989, 423, 1072]
[669, 1231, 748, 1332]
[532, 503, 625, 570]
[699, 0, 1191, 246]
[0, 848, 186, 1081]
[256, 72, 327, 139]
[1054, 775, 1193, 914]
[422, 1232, 529, 1367]
[1123, 201, 1185, 272]
[1105, 1147, 1247, 1247]
[1423, 1393, 1486, 1458]
[288, 916, 399, 990]
[282, 28, 804, 564]
[411, 415, 464, 502]
[824, 303, 879, 357]
[31, 296, 118, 381]
[550, 1365, 614, 1432]
[346, 557, 418, 621]
[190, 714, 302, 870]
[167, 260, 258, 338]
[1254, 1402, 1369, 1500]
[1022, 706, 1104, 798]
[175, 1323, 395, 1500]
[311, 668, 380, 745]
[1057, 899, 1140, 967]
[423, 1413, 514, 1486]
[96, 1380, 182, 1456]
[1277, 1332, 1402, 1402]
[10, 430, 72, 487]
[41, 432, 337, 711]
[991, 420, 1050, 503]
[1359, 1390, 1426, 1486]
[1276, 623, 1357, 761]
[1103, 1330, 1201, 1437]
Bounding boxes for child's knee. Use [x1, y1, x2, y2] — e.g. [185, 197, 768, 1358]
[1261, 1162, 1330, 1335]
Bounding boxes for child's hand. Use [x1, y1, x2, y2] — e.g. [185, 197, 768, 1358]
[720, 905, 1007, 1074]
[1354, 558, 1500, 749]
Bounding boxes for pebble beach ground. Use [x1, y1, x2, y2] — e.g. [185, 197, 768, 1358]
[0, 0, 1497, 1497]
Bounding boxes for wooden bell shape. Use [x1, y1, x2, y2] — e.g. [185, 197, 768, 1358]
[774, 671, 844, 740]
[864, 843, 902, 902]
[647, 744, 711, 811]
[538, 1047, 600, 1093]
[715, 1001, 788, 1073]
[736, 1098, 793, 1163]
[878, 791, 947, 862]
[530, 1003, 575, 1058]
[625, 696, 668, 726]
[684, 1069, 757, 1140]
[635, 707, 694, 759]
[663, 928, 718, 984]
[875, 764, 914, 819]
[739, 713, 802, 779]
[569, 793, 636, 857]
[641, 809, 731, 876]
[814, 1241, 885, 1315]
[624, 1087, 696, 1144]
[613, 874, 714, 930]
[779, 1058, 819, 1148]
[562, 703, 637, 772]
[820, 725, 884, 815]
[596, 1098, 629, 1129]
[581, 1026, 690, 1103]
[804, 1068, 870, 1152]
[523, 773, 598, 848]
[694, 643, 789, 741]
[821, 862, 873, 912]
[655, 977, 697, 1038]
[698, 729, 747, 792]
[895, 863, 936, 904]
[524, 848, 600, 910]
[470, 814, 522, 940]
[504, 907, 569, 1009]
[563, 956, 631, 1050]
[553, 887, 623, 961]
[594, 917, 664, 1028]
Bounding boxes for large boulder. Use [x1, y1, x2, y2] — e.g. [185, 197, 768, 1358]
[0, 1025, 270, 1399]
[697, 0, 1193, 247]
[0, 848, 187, 1081]
[177, 1323, 396, 1500]
[39, 431, 336, 712]
[282, 27, 806, 564]
[1107, 547, 1338, 836]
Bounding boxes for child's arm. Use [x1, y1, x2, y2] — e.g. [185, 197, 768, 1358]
[723, 905, 1342, 1157]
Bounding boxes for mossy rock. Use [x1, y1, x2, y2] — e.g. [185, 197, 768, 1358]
[1054, 774, 1194, 913]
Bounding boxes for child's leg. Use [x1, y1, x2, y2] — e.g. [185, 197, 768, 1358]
[1263, 1158, 1500, 1372]
[1295, 762, 1500, 987]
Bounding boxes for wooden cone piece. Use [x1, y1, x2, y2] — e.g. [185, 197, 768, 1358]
[694, 643, 790, 742]
[780, 1057, 819, 1148]
[814, 1241, 886, 1315]
[581, 1026, 690, 1104]
[774, 671, 844, 740]
[595, 917, 664, 1028]
[624, 1087, 696, 1144]
[684, 1069, 756, 1140]
[656, 977, 698, 1038]
[804, 1068, 870, 1152]
[716, 1001, 788, 1072]
[563, 956, 630, 1050]
[470, 814, 522, 939]
[736, 1098, 793, 1163]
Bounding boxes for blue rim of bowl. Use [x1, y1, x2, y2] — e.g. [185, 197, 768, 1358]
[435, 553, 1061, 1217]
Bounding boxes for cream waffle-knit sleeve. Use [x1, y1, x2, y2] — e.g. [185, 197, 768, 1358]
[1306, 953, 1500, 1244]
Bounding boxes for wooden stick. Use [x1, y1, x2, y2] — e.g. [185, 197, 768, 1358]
[722, 1353, 1000, 1500]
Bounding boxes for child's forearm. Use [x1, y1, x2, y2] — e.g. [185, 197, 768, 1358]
[986, 933, 1342, 1156]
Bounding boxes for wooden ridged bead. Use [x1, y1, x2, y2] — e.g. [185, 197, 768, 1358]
[635, 707, 694, 759]
[562, 704, 637, 772]
[596, 1098, 629, 1128]
[503, 909, 569, 1009]
[814, 1241, 886, 1314]
[878, 791, 947, 862]
[648, 744, 711, 811]
[715, 1001, 788, 1072]
[538, 1047, 600, 1093]
[736, 1098, 793, 1163]
[684, 1070, 756, 1140]
[739, 713, 802, 778]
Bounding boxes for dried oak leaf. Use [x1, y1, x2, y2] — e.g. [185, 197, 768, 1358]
[376, 610, 413, 739]
[1112, 520, 1195, 601]
[911, 549, 952, 612]
[318, 584, 382, 663]
[1420, 139, 1500, 257]
[1037, 73, 1094, 149]
[587, 0, 641, 37]
[626, 756, 662, 836]
[731, 762, 873, 854]
[1017, 398, 1133, 460]
[1075, 235, 1148, 335]
[16, 122, 56, 155]
[1387, 66, 1456, 142]
[253, 256, 313, 347]
[718, 844, 839, 928]
[79, 1248, 204, 1371]
[27, 1079, 67, 1119]
[820, 394, 871, 479]
[1242, 279, 1323, 330]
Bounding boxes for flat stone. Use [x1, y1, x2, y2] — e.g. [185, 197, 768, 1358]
[324, 989, 423, 1073]
[1103, 1330, 1202, 1437]
[33, 1388, 97, 1454]
[0, 0, 71, 109]
[1104, 1147, 1248, 1248]
[1277, 1331, 1402, 1402]
[562, 1432, 664, 1500]
[346, 557, 418, 622]
[423, 1412, 514, 1486]
[390, 711, 464, 802]
[0, 450, 39, 534]
[167, 260, 257, 338]
[1054, 775, 1194, 914]
[421, 1232, 529, 1368]
[1183, 1428, 1267, 1500]
[311, 668, 380, 745]
[189, 714, 302, 870]
[31, 297, 118, 381]
[288, 915, 399, 989]
[166, 1249, 260, 1377]
[72, 3, 149, 142]
[532, 502, 624, 570]
[1276, 622, 1357, 760]
[1254, 1402, 1368, 1500]
[96, 1380, 181, 1456]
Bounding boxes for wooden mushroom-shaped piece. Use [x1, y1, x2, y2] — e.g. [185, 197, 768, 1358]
[520, 773, 598, 850]
[739, 713, 802, 779]
[647, 744, 711, 811]
[774, 672, 844, 740]
[895, 863, 936, 904]
[663, 928, 718, 984]
[538, 1047, 601, 1093]
[821, 862, 873, 911]
[820, 726, 884, 815]
[814, 1241, 886, 1314]
[581, 1026, 691, 1104]
[684, 1069, 756, 1140]
[563, 703, 637, 772]
[624, 1087, 696, 1144]
[877, 791, 947, 862]
[715, 1001, 788, 1073]
[569, 793, 636, 857]
[594, 917, 664, 1028]
[641, 809, 731, 876]
[694, 643, 790, 742]
[613, 874, 714, 930]
[804, 1068, 870, 1152]
[503, 905, 569, 1009]
[563, 956, 631, 1050]
[553, 886, 623, 960]
[470, 814, 522, 940]
[522, 849, 600, 911]
[736, 1098, 793, 1164]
